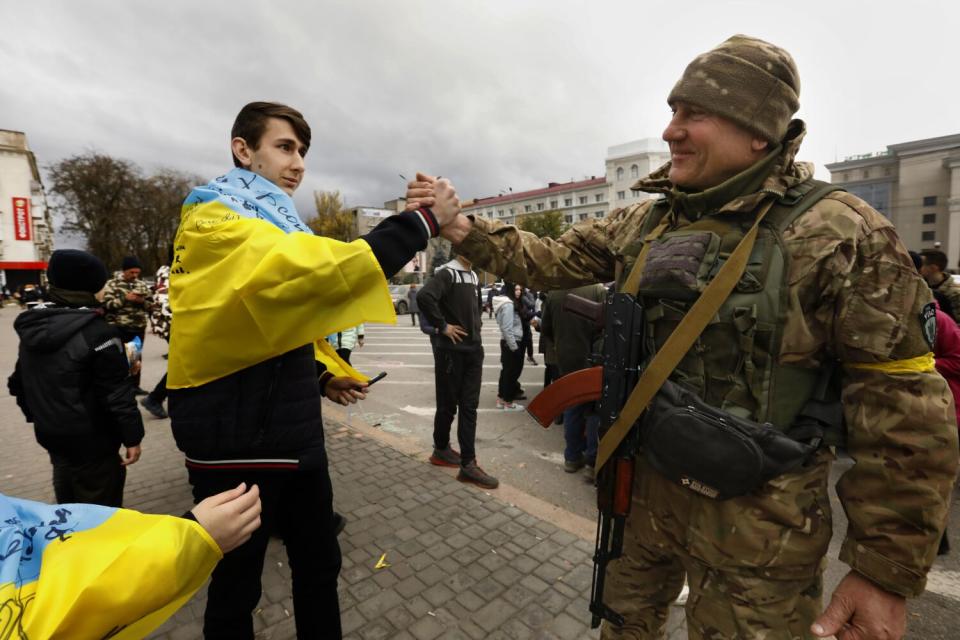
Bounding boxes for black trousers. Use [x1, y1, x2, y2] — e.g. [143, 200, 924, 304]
[149, 372, 168, 403]
[433, 347, 484, 463]
[543, 363, 559, 388]
[50, 452, 125, 507]
[498, 340, 525, 402]
[188, 467, 342, 639]
[521, 322, 534, 359]
[115, 325, 146, 388]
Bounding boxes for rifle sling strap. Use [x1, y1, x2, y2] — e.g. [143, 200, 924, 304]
[595, 197, 777, 471]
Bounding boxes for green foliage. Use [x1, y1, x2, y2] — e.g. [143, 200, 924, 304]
[307, 191, 356, 242]
[517, 210, 569, 239]
[48, 152, 198, 274]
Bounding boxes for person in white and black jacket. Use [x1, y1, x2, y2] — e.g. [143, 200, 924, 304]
[8, 249, 144, 508]
[417, 254, 499, 489]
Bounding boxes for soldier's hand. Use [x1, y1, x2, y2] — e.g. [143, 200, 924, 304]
[430, 178, 461, 227]
[812, 571, 905, 640]
[442, 323, 468, 344]
[191, 483, 262, 553]
[439, 213, 473, 245]
[325, 376, 368, 405]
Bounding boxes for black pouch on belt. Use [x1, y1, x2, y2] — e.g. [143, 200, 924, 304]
[640, 379, 825, 500]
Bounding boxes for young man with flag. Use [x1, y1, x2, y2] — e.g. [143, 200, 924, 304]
[167, 101, 461, 639]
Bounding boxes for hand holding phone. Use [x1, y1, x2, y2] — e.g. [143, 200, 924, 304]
[367, 371, 387, 386]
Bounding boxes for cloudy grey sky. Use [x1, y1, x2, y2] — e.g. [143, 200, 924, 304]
[2, 0, 957, 222]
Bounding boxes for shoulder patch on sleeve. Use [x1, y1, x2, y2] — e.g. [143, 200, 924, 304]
[921, 302, 937, 350]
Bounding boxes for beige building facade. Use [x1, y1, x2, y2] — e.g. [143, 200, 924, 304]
[0, 130, 54, 289]
[827, 133, 960, 267]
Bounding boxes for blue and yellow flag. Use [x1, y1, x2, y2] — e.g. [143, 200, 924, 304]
[167, 168, 396, 389]
[0, 494, 221, 638]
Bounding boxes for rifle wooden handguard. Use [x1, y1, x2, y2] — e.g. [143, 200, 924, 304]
[526, 366, 603, 428]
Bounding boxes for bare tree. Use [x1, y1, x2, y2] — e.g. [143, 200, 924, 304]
[49, 153, 140, 270]
[48, 152, 199, 274]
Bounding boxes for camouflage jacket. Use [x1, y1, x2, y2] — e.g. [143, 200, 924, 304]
[149, 265, 171, 341]
[457, 121, 958, 597]
[102, 273, 153, 330]
[930, 272, 960, 324]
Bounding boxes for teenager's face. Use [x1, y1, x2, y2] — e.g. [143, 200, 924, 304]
[232, 117, 307, 195]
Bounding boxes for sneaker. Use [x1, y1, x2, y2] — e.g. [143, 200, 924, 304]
[430, 446, 462, 467]
[134, 387, 150, 396]
[564, 456, 585, 473]
[501, 401, 525, 412]
[333, 512, 347, 536]
[496, 397, 504, 409]
[140, 395, 168, 419]
[458, 461, 499, 489]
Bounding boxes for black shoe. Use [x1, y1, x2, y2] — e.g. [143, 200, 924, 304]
[527, 356, 539, 366]
[564, 456, 585, 473]
[134, 387, 149, 396]
[140, 395, 168, 419]
[553, 415, 564, 425]
[333, 512, 347, 536]
[515, 391, 527, 400]
[458, 461, 499, 489]
[162, 353, 169, 360]
[430, 446, 462, 468]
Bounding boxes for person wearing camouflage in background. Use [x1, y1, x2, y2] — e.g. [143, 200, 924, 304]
[919, 249, 960, 323]
[102, 255, 154, 395]
[407, 35, 958, 640]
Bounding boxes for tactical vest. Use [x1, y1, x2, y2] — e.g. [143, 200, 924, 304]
[619, 180, 842, 433]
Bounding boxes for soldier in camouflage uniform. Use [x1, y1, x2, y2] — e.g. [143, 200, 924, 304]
[408, 35, 958, 640]
[102, 256, 154, 394]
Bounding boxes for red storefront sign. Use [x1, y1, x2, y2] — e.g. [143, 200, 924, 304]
[12, 197, 31, 241]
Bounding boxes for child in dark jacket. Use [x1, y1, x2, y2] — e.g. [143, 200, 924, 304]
[8, 249, 144, 507]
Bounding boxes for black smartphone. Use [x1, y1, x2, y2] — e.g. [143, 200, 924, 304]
[366, 371, 387, 386]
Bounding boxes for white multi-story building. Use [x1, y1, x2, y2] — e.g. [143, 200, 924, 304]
[463, 176, 609, 226]
[0, 130, 54, 290]
[605, 138, 670, 209]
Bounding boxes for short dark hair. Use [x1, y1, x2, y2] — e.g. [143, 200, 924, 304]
[230, 102, 311, 168]
[922, 250, 948, 272]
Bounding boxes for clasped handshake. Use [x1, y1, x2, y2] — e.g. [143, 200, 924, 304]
[404, 173, 473, 244]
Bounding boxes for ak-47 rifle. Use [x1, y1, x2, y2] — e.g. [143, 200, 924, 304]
[526, 291, 644, 629]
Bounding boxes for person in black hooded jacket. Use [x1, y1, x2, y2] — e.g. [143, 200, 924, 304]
[7, 249, 144, 507]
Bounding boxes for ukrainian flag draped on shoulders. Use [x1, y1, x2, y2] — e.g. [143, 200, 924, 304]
[168, 168, 395, 389]
[0, 494, 221, 638]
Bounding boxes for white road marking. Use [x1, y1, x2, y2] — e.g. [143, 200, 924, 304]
[400, 405, 518, 416]
[925, 569, 960, 601]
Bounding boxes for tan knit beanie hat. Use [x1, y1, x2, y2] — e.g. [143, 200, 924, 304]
[667, 35, 800, 143]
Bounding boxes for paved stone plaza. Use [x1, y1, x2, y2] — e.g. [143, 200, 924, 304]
[1, 305, 957, 638]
